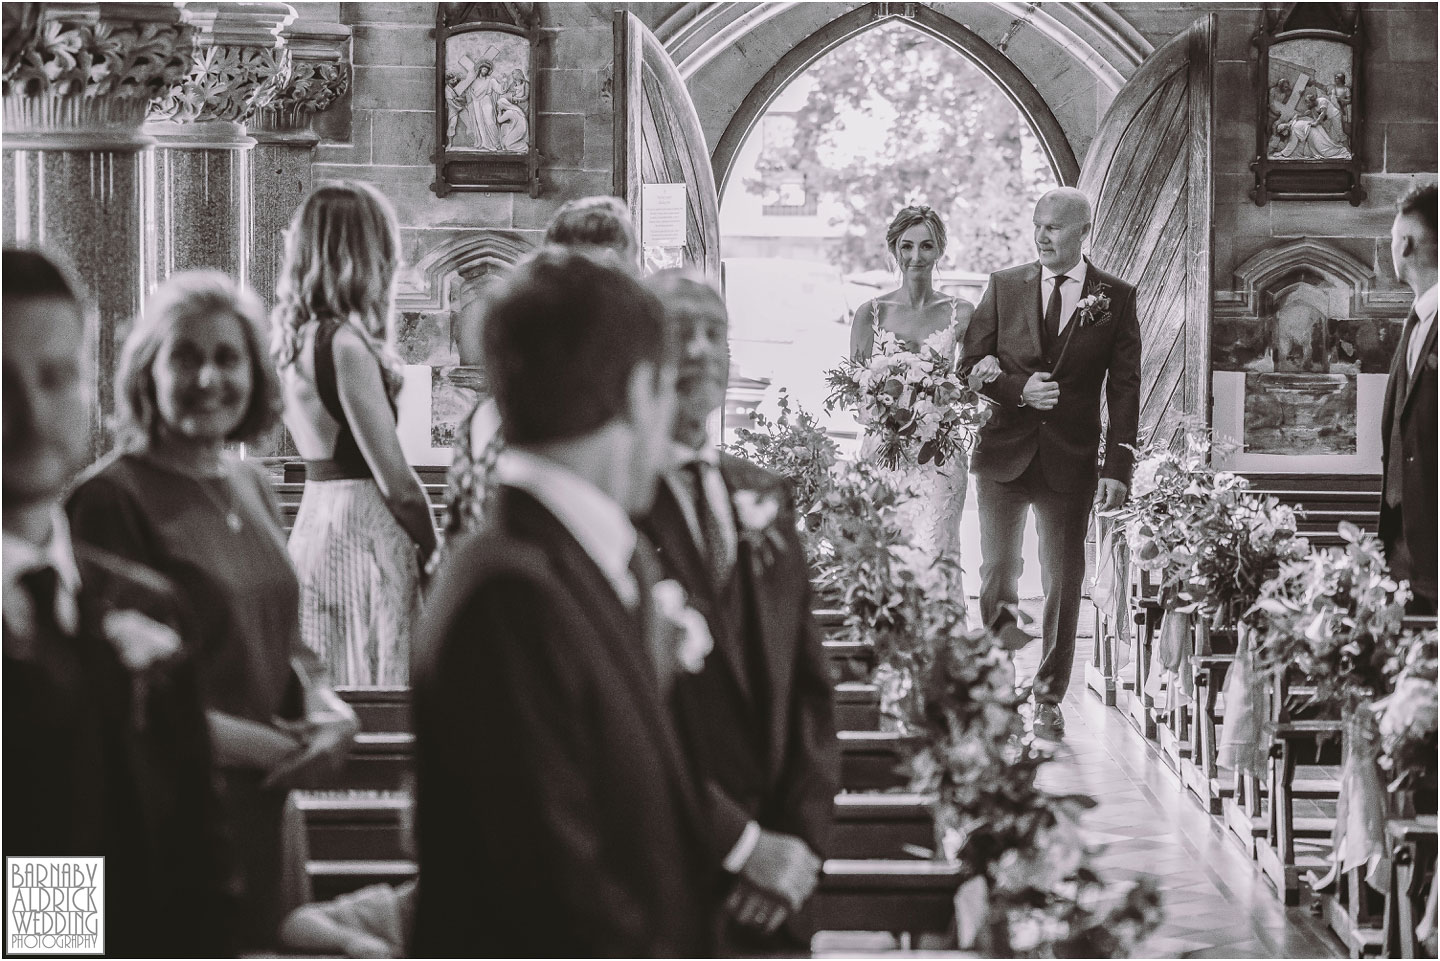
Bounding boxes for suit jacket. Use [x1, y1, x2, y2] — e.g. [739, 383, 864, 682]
[3, 543, 231, 956]
[1380, 310, 1438, 601]
[409, 486, 718, 958]
[961, 258, 1142, 490]
[641, 455, 838, 861]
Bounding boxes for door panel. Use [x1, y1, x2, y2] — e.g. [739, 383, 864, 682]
[1078, 15, 1214, 449]
[614, 11, 722, 281]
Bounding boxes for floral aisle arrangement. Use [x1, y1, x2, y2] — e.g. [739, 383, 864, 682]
[909, 627, 1163, 957]
[824, 329, 990, 471]
[726, 389, 839, 520]
[801, 463, 967, 726]
[1249, 522, 1410, 702]
[1375, 630, 1438, 812]
[1120, 428, 1224, 605]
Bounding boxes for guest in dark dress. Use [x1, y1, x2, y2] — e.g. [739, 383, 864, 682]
[3, 249, 231, 955]
[67, 269, 359, 952]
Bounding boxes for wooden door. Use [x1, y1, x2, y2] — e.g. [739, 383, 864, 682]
[614, 11, 722, 281]
[1078, 15, 1214, 448]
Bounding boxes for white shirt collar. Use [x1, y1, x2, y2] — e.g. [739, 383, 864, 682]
[493, 448, 638, 606]
[670, 441, 719, 469]
[1041, 258, 1088, 288]
[1415, 283, 1438, 325]
[3, 508, 82, 636]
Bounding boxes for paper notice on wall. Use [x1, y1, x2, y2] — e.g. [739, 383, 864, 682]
[642, 183, 687, 248]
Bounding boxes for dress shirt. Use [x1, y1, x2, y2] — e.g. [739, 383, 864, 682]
[1041, 258, 1089, 335]
[493, 448, 639, 609]
[1408, 283, 1437, 377]
[3, 507, 82, 639]
[666, 442, 738, 572]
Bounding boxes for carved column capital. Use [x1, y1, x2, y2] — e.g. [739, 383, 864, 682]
[147, 2, 295, 126]
[250, 18, 350, 137]
[2, 2, 192, 147]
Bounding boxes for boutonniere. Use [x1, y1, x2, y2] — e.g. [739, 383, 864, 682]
[651, 579, 713, 674]
[103, 610, 182, 729]
[732, 488, 787, 567]
[1074, 285, 1113, 330]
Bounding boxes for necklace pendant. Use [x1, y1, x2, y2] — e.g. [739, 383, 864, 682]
[227, 512, 242, 534]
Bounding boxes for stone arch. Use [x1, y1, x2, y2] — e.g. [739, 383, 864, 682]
[654, 2, 1151, 193]
[398, 230, 536, 312]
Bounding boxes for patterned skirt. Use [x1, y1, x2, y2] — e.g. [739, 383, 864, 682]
[288, 478, 419, 686]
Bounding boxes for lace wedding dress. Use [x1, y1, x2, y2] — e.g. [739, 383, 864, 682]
[857, 303, 970, 596]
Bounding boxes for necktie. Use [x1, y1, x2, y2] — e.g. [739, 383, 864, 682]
[1044, 274, 1068, 351]
[628, 537, 672, 693]
[1385, 309, 1420, 507]
[682, 461, 731, 583]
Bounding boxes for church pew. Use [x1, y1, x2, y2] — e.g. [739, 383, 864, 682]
[1382, 817, 1437, 959]
[338, 681, 883, 734]
[298, 790, 938, 863]
[334, 729, 917, 793]
[306, 858, 964, 937]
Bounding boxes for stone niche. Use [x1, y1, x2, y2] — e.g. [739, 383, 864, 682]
[393, 231, 534, 459]
[1211, 238, 1410, 469]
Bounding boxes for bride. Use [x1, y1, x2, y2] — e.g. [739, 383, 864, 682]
[847, 205, 999, 601]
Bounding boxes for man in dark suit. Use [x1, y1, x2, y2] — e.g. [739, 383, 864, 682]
[1381, 180, 1438, 614]
[639, 271, 839, 952]
[410, 251, 718, 957]
[960, 188, 1142, 738]
[2, 249, 230, 955]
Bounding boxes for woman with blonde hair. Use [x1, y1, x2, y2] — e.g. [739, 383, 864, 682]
[272, 181, 434, 687]
[67, 269, 359, 951]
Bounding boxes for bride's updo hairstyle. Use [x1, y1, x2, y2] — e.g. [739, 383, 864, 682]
[885, 204, 948, 266]
[270, 181, 405, 398]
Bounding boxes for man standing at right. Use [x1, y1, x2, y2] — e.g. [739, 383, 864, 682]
[1381, 180, 1438, 614]
[961, 188, 1141, 738]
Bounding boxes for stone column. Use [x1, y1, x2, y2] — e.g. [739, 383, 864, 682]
[248, 18, 351, 308]
[143, 1, 294, 288]
[245, 18, 351, 458]
[2, 2, 192, 455]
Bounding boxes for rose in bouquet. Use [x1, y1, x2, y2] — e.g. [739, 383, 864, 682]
[1250, 522, 1410, 701]
[825, 330, 990, 471]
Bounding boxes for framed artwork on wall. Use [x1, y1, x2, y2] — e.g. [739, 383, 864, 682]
[431, 2, 540, 198]
[1251, 2, 1364, 206]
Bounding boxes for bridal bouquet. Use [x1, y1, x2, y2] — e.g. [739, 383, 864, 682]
[825, 330, 990, 471]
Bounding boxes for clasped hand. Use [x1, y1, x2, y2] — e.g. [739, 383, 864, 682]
[264, 708, 359, 790]
[967, 355, 1002, 390]
[728, 830, 822, 935]
[1022, 371, 1060, 410]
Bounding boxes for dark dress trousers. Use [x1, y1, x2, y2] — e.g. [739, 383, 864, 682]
[961, 258, 1142, 702]
[1380, 307, 1438, 611]
[3, 543, 231, 957]
[641, 454, 839, 951]
[410, 486, 718, 958]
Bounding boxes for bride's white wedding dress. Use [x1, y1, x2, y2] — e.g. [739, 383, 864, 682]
[857, 301, 970, 597]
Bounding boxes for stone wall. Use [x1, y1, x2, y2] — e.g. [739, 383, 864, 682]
[307, 1, 617, 459]
[1205, 3, 1433, 470]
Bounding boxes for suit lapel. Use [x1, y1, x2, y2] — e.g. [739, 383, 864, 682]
[1020, 261, 1045, 358]
[1402, 315, 1436, 413]
[500, 487, 708, 838]
[647, 482, 751, 698]
[719, 458, 798, 772]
